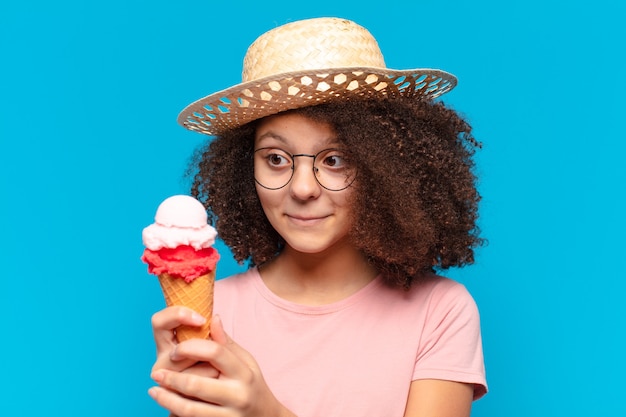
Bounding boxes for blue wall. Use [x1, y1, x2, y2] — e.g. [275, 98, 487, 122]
[1, 1, 624, 415]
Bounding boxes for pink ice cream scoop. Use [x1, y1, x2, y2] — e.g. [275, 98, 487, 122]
[142, 194, 218, 251]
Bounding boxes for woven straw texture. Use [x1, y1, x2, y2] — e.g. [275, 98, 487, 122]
[178, 18, 456, 136]
[158, 271, 215, 342]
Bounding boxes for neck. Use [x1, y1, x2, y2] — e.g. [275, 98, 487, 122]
[258, 241, 378, 305]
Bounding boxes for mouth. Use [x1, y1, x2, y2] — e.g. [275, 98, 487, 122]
[286, 214, 330, 226]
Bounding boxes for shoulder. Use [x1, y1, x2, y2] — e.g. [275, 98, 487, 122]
[415, 274, 480, 320]
[407, 275, 487, 399]
[393, 274, 478, 310]
[404, 275, 483, 355]
[378, 274, 482, 334]
[215, 268, 258, 294]
[351, 274, 479, 329]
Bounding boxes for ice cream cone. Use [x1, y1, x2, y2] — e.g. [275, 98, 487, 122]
[158, 271, 215, 342]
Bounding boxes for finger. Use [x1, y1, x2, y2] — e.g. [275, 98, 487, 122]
[152, 306, 207, 350]
[153, 340, 204, 374]
[209, 315, 228, 345]
[158, 338, 222, 375]
[171, 318, 257, 381]
[172, 338, 251, 382]
[148, 385, 224, 417]
[155, 367, 262, 413]
[209, 316, 257, 372]
[152, 307, 208, 374]
[181, 362, 220, 379]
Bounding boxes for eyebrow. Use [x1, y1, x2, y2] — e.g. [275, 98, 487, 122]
[256, 131, 288, 145]
[255, 131, 342, 149]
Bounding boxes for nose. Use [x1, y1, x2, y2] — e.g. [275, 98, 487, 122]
[289, 156, 321, 200]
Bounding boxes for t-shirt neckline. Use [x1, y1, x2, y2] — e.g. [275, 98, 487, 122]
[250, 267, 384, 315]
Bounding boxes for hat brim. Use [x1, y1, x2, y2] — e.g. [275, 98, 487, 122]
[178, 67, 456, 136]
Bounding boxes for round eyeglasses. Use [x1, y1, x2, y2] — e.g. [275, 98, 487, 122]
[254, 147, 357, 191]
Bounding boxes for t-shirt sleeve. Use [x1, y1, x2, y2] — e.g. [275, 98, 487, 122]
[412, 280, 488, 399]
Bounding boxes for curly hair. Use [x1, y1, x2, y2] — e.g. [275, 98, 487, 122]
[188, 97, 483, 288]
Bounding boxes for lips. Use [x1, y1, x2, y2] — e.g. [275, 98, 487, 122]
[286, 214, 330, 226]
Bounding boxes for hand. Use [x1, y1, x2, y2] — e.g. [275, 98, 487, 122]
[151, 306, 215, 374]
[148, 316, 297, 417]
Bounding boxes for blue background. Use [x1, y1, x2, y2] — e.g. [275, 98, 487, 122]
[1, 1, 624, 415]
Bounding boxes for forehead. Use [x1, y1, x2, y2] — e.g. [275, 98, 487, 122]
[254, 112, 338, 150]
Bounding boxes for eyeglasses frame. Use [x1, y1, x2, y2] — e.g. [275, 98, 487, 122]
[253, 147, 357, 191]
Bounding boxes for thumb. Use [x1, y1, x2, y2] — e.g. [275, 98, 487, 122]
[210, 315, 257, 367]
[209, 315, 229, 345]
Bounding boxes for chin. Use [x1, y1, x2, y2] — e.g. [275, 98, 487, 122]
[284, 235, 350, 256]
[287, 243, 331, 255]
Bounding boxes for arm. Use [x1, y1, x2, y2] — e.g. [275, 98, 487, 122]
[404, 281, 486, 417]
[404, 379, 474, 417]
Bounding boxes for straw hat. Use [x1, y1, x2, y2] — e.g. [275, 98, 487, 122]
[178, 17, 457, 136]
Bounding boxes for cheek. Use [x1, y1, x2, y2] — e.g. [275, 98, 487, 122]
[255, 185, 280, 219]
[334, 190, 356, 227]
[338, 185, 355, 208]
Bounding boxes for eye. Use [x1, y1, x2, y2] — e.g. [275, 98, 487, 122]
[319, 150, 348, 170]
[262, 149, 292, 168]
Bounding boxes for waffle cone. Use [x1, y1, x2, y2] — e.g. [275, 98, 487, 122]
[158, 271, 215, 342]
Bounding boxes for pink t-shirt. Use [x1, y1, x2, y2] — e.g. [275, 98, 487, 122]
[214, 268, 487, 417]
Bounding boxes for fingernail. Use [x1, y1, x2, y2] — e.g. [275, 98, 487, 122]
[148, 387, 158, 399]
[152, 370, 164, 383]
[191, 312, 206, 324]
[170, 346, 181, 361]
